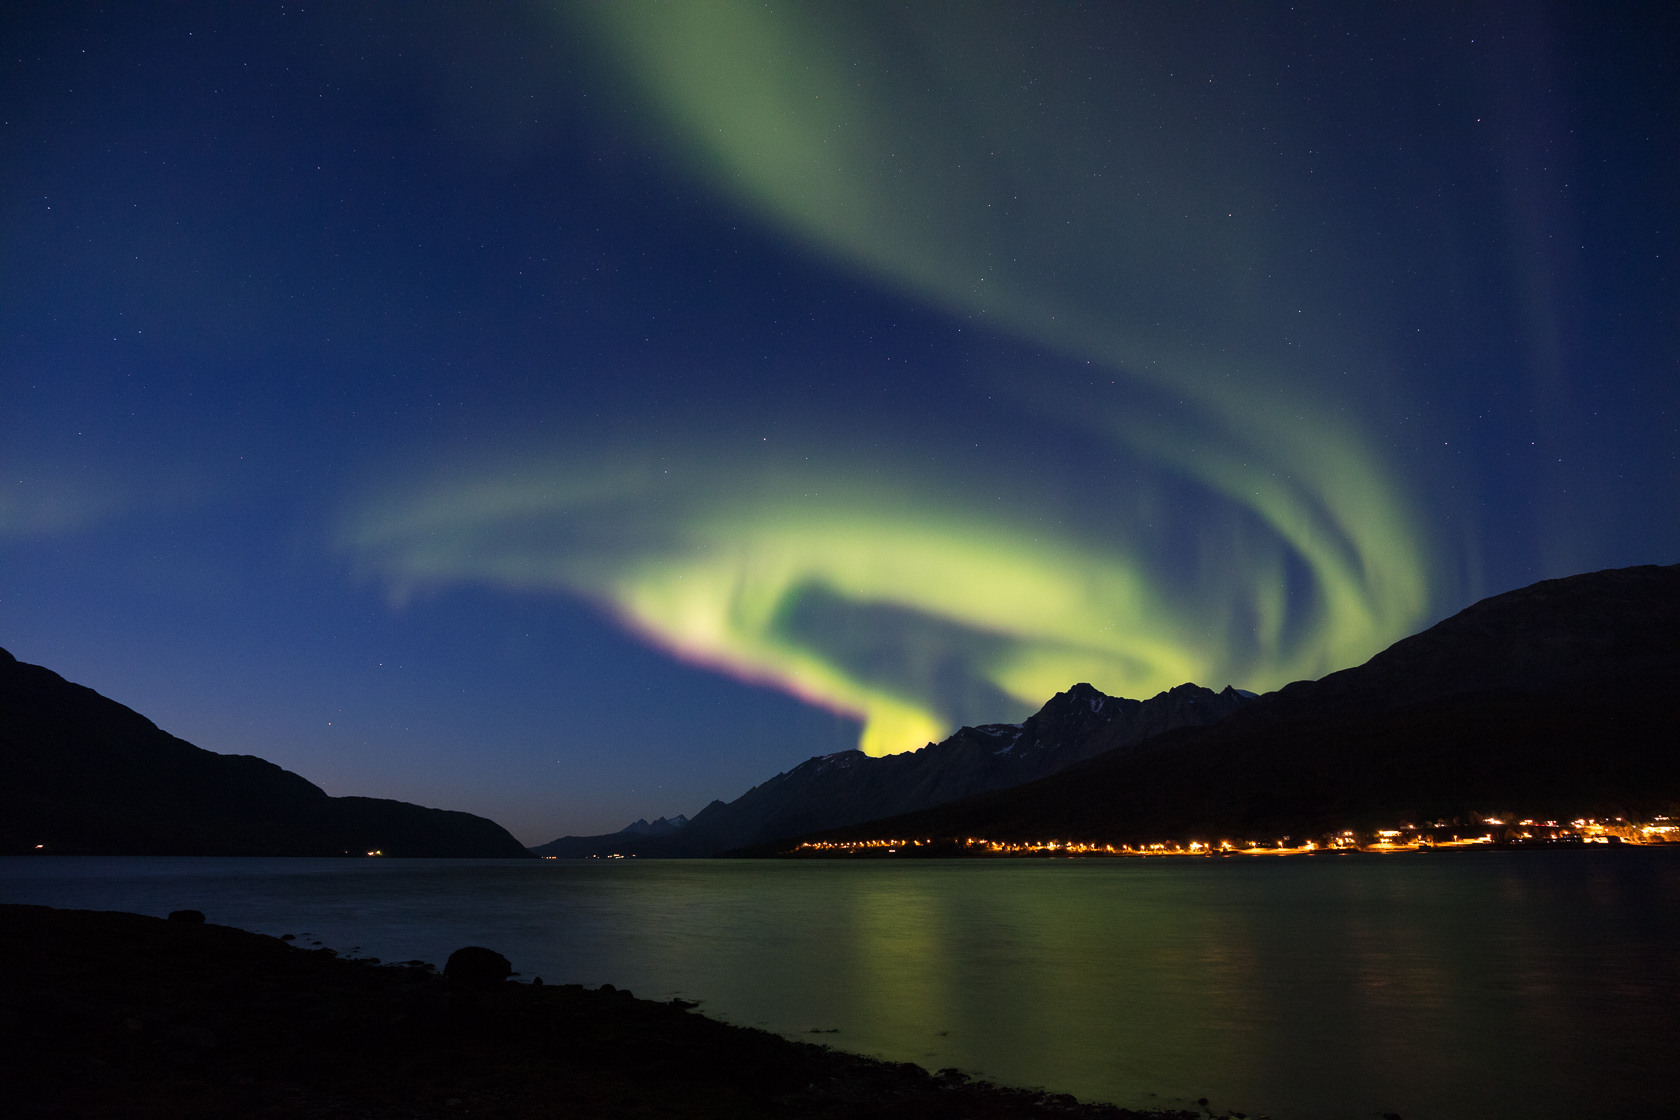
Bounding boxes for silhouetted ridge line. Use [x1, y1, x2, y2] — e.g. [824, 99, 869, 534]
[771, 564, 1680, 852]
[619, 815, 689, 836]
[0, 647, 532, 857]
[530, 681, 1254, 858]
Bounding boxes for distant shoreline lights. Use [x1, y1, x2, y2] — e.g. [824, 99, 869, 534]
[784, 816, 1678, 858]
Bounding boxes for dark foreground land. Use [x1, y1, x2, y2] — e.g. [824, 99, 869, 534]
[0, 905, 1200, 1120]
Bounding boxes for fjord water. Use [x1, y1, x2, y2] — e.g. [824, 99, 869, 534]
[4, 853, 1676, 1120]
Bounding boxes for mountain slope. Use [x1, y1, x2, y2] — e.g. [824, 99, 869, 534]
[1240, 561, 1680, 722]
[784, 564, 1680, 849]
[531, 681, 1252, 857]
[0, 647, 532, 857]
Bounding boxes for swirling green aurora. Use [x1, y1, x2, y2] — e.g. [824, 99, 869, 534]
[342, 2, 1436, 756]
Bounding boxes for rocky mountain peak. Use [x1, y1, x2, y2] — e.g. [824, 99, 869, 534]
[531, 680, 1254, 858]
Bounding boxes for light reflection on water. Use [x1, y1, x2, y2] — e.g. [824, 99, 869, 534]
[3, 851, 1676, 1120]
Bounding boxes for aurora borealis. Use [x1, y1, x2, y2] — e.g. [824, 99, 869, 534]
[2, 3, 1675, 837]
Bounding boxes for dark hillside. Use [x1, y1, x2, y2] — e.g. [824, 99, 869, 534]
[0, 648, 531, 857]
[781, 565, 1680, 849]
[532, 682, 1251, 857]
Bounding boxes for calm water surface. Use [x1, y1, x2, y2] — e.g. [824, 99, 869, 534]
[4, 852, 1676, 1120]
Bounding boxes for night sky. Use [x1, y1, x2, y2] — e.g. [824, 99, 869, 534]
[3, 3, 1675, 843]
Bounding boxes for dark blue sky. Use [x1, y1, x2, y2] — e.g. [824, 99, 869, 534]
[3, 2, 1675, 842]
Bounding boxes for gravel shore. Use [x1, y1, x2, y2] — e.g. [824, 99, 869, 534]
[1, 904, 1202, 1120]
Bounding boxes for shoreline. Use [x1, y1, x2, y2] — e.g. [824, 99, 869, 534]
[765, 837, 1676, 859]
[0, 904, 1209, 1120]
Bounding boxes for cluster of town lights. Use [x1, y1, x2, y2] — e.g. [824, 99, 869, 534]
[791, 816, 1676, 857]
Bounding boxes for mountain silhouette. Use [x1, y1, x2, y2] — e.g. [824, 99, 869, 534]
[618, 815, 689, 836]
[0, 648, 531, 857]
[777, 564, 1680, 851]
[531, 681, 1253, 857]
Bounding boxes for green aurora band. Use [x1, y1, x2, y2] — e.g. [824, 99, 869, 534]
[346, 446, 1224, 755]
[346, 3, 1438, 755]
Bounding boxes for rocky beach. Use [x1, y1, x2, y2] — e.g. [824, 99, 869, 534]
[1, 904, 1203, 1120]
